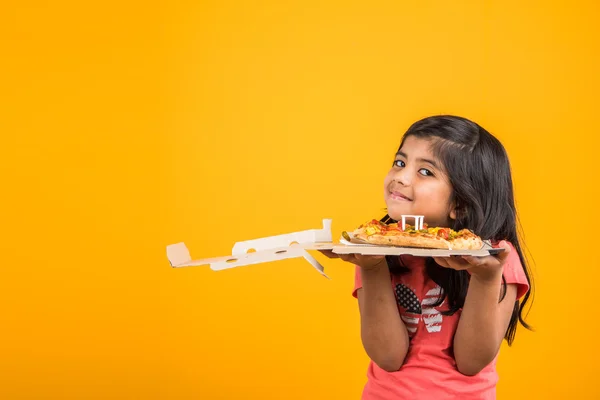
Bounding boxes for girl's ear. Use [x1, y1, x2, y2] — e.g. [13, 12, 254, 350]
[450, 202, 468, 221]
[449, 208, 457, 220]
[449, 201, 458, 220]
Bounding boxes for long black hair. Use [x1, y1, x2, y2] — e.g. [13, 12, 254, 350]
[384, 115, 534, 345]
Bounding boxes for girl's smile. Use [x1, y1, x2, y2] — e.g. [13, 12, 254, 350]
[388, 190, 412, 202]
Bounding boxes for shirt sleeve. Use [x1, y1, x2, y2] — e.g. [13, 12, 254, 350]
[352, 265, 362, 298]
[501, 242, 530, 300]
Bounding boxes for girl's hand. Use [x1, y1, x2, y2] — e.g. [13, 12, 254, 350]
[319, 250, 387, 271]
[432, 241, 511, 283]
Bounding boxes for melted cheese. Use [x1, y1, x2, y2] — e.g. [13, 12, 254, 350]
[365, 226, 380, 235]
[428, 227, 441, 235]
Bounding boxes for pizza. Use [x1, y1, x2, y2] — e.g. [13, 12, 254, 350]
[347, 219, 484, 250]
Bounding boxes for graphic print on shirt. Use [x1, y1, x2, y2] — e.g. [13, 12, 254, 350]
[395, 284, 444, 336]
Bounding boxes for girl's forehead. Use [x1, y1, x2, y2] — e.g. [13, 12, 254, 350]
[399, 136, 436, 155]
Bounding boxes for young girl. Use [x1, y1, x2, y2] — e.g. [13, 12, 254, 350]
[324, 115, 533, 399]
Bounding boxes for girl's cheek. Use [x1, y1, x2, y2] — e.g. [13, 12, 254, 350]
[383, 172, 393, 186]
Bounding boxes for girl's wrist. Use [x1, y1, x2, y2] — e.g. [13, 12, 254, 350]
[360, 258, 388, 272]
[360, 263, 392, 291]
[469, 268, 503, 285]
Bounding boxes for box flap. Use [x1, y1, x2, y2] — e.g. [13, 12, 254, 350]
[231, 219, 332, 255]
[166, 220, 334, 278]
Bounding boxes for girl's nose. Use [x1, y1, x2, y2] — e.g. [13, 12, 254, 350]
[392, 169, 411, 186]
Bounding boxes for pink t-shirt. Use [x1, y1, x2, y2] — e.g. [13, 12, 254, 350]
[352, 243, 529, 400]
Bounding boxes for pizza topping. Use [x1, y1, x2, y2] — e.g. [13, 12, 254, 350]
[352, 217, 483, 250]
[365, 225, 382, 235]
[358, 219, 477, 240]
[435, 228, 450, 239]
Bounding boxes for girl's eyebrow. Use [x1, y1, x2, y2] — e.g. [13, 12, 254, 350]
[396, 151, 440, 170]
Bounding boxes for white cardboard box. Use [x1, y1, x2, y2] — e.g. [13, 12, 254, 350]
[166, 219, 503, 278]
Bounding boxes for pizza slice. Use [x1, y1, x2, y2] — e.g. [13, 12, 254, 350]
[348, 218, 483, 250]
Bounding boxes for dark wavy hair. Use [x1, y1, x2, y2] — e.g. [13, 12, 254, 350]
[383, 115, 534, 345]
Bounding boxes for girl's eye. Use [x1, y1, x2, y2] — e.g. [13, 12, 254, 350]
[419, 168, 434, 177]
[393, 160, 405, 168]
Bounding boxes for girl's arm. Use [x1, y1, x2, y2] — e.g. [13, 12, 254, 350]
[319, 251, 409, 372]
[357, 264, 410, 372]
[453, 274, 517, 376]
[434, 241, 516, 376]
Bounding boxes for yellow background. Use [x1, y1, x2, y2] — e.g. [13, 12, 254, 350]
[1, 1, 599, 399]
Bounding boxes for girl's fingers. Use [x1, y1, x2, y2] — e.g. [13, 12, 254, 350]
[461, 255, 486, 266]
[355, 254, 385, 263]
[434, 256, 471, 270]
[338, 254, 356, 263]
[495, 240, 511, 264]
[433, 257, 450, 268]
[436, 242, 512, 272]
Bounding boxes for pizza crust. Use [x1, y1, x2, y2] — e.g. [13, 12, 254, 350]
[353, 229, 452, 249]
[448, 235, 484, 250]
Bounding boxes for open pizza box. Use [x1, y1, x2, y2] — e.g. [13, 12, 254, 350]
[166, 218, 503, 278]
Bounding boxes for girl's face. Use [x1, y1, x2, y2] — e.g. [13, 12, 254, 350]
[383, 136, 456, 227]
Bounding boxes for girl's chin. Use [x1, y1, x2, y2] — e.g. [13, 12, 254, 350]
[386, 208, 443, 226]
[385, 208, 412, 221]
